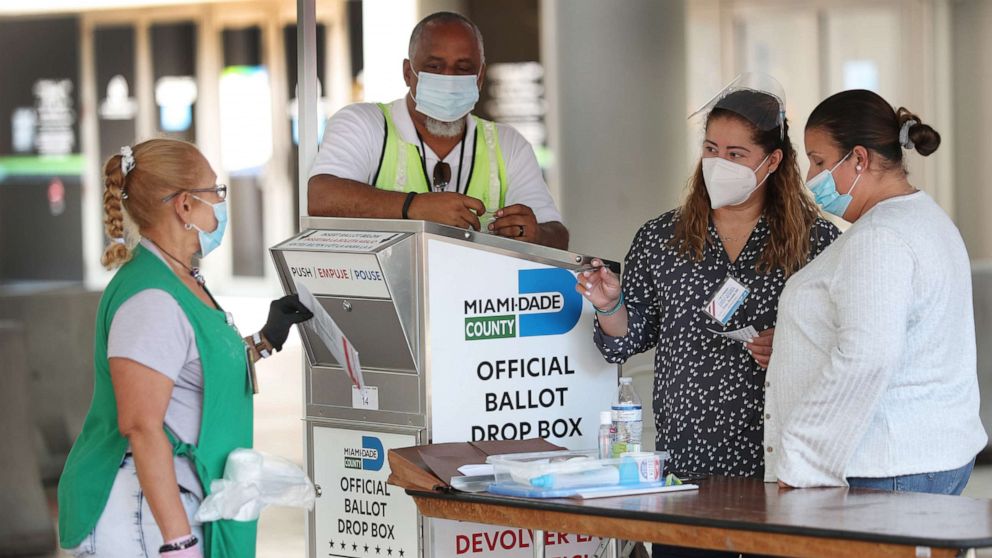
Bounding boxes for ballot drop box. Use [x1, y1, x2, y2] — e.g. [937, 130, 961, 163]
[270, 218, 619, 558]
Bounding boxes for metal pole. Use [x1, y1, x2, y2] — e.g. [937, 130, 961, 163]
[593, 537, 614, 558]
[533, 529, 545, 558]
[296, 0, 318, 227]
[295, 7, 318, 558]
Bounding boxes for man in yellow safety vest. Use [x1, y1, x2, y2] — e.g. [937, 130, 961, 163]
[307, 11, 569, 249]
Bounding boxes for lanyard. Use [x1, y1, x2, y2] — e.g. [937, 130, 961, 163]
[417, 124, 468, 194]
[146, 238, 235, 327]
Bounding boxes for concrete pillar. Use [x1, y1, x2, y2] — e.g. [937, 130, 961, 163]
[955, 0, 992, 450]
[953, 0, 992, 260]
[971, 266, 992, 446]
[362, 0, 417, 101]
[0, 287, 101, 480]
[0, 322, 56, 555]
[542, 0, 687, 448]
[542, 0, 687, 261]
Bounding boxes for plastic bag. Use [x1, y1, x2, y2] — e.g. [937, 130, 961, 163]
[194, 448, 316, 522]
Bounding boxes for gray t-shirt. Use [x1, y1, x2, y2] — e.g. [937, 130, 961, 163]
[107, 240, 205, 497]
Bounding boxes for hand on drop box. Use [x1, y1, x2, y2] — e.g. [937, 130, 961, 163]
[407, 191, 486, 230]
[575, 258, 622, 312]
[488, 204, 540, 243]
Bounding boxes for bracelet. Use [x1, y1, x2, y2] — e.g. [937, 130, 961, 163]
[401, 191, 417, 220]
[159, 535, 198, 553]
[252, 331, 272, 358]
[595, 292, 625, 316]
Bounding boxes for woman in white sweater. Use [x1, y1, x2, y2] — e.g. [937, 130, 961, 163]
[764, 89, 987, 492]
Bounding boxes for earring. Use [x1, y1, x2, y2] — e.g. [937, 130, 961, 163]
[856, 165, 863, 172]
[184, 223, 193, 231]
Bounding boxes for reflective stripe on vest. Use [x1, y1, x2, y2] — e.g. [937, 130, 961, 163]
[374, 103, 507, 212]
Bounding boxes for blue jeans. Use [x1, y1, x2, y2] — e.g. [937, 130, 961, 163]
[63, 456, 203, 557]
[847, 458, 975, 495]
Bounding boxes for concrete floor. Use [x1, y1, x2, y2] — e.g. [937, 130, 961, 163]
[39, 296, 992, 557]
[239, 337, 308, 558]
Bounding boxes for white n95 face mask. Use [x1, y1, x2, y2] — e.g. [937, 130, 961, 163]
[413, 71, 480, 123]
[702, 154, 770, 209]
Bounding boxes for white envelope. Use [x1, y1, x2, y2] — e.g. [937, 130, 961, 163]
[295, 282, 365, 390]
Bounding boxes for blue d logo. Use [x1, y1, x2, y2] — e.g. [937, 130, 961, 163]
[518, 268, 582, 337]
[362, 436, 384, 471]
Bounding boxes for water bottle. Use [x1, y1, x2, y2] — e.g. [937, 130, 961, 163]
[598, 411, 614, 459]
[611, 377, 642, 457]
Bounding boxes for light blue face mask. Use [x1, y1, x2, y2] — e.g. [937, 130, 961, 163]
[806, 151, 862, 219]
[191, 196, 227, 258]
[413, 70, 480, 123]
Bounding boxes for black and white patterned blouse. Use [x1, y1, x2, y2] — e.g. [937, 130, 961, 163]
[595, 209, 839, 477]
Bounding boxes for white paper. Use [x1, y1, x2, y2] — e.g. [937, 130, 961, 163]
[351, 385, 379, 409]
[707, 325, 759, 343]
[478, 211, 496, 234]
[295, 282, 365, 389]
[457, 464, 495, 476]
[574, 483, 698, 499]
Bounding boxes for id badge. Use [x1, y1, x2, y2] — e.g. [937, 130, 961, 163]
[224, 309, 259, 396]
[245, 344, 259, 395]
[702, 275, 749, 326]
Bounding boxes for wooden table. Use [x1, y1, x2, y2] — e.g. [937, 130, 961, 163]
[409, 477, 992, 558]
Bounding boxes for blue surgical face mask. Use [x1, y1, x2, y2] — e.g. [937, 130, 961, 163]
[191, 196, 227, 258]
[806, 151, 862, 219]
[702, 154, 771, 209]
[413, 70, 480, 123]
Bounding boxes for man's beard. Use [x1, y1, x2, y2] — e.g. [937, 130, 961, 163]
[424, 116, 467, 138]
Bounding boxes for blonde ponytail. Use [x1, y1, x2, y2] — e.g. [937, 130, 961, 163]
[100, 154, 133, 269]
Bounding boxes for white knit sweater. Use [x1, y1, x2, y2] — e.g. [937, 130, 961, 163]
[764, 191, 987, 487]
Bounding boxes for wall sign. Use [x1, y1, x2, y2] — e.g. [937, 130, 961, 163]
[283, 250, 390, 299]
[313, 427, 418, 558]
[281, 230, 402, 253]
[426, 239, 615, 557]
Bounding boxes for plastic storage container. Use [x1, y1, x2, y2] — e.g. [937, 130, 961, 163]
[486, 448, 669, 498]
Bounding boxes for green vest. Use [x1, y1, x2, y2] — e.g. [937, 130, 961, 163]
[373, 103, 508, 211]
[58, 245, 256, 557]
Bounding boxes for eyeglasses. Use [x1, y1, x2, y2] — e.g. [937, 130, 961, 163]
[161, 185, 228, 203]
[432, 162, 451, 192]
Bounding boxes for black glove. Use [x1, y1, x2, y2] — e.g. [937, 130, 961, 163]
[260, 294, 314, 351]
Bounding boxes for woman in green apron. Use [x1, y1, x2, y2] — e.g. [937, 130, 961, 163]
[58, 139, 312, 557]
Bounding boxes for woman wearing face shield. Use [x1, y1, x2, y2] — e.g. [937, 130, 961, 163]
[578, 74, 839, 558]
[764, 90, 987, 493]
[57, 139, 313, 557]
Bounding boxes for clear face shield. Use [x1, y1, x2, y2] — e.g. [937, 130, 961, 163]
[689, 72, 787, 141]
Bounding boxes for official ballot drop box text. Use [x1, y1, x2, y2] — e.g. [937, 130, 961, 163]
[270, 217, 620, 558]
